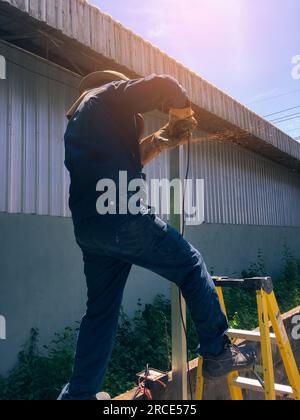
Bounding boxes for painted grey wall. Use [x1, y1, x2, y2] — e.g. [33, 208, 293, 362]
[185, 224, 300, 278]
[1, 212, 300, 375]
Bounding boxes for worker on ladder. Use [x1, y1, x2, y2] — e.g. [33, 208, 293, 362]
[58, 71, 255, 400]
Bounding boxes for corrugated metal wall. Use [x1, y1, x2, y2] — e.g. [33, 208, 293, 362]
[184, 138, 300, 226]
[0, 41, 78, 217]
[0, 41, 169, 217]
[1, 41, 300, 226]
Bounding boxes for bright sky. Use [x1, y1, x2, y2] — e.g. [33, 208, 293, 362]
[92, 0, 300, 140]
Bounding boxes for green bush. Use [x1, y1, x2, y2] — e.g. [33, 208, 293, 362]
[0, 295, 198, 400]
[0, 327, 77, 400]
[224, 248, 300, 330]
[1, 249, 300, 400]
[219, 249, 266, 329]
[274, 246, 300, 312]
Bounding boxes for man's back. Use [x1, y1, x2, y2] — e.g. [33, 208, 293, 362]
[64, 74, 189, 224]
[65, 82, 142, 224]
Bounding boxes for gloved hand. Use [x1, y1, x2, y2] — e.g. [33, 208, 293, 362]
[152, 124, 191, 151]
[168, 107, 198, 138]
[140, 107, 197, 157]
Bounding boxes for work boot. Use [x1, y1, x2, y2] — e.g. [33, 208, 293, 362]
[202, 338, 256, 379]
[57, 384, 111, 400]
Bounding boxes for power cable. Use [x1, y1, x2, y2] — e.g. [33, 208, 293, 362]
[161, 312, 171, 373]
[179, 131, 194, 401]
[287, 127, 300, 133]
[270, 114, 300, 124]
[271, 115, 300, 124]
[270, 112, 300, 123]
[247, 89, 300, 105]
[263, 105, 300, 118]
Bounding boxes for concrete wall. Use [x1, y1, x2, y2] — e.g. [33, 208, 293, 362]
[186, 223, 300, 278]
[1, 212, 300, 375]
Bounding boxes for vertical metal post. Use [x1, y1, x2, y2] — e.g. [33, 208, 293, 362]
[170, 147, 188, 400]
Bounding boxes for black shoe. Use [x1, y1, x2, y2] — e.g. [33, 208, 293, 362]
[202, 339, 256, 379]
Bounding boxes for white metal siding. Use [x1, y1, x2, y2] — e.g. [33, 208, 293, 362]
[0, 41, 79, 217]
[0, 42, 169, 218]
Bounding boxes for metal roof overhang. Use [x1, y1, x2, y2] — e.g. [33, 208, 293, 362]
[0, 0, 300, 174]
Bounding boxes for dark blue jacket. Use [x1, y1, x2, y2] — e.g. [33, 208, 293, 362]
[64, 74, 188, 224]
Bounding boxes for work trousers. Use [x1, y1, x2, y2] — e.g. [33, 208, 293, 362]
[67, 211, 228, 399]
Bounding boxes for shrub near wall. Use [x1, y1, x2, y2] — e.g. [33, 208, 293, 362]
[224, 248, 300, 329]
[0, 296, 198, 400]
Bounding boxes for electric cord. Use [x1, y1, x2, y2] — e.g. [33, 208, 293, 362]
[134, 129, 193, 401]
[179, 131, 194, 400]
[161, 312, 172, 372]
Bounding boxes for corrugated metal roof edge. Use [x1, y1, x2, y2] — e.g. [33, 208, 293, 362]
[85, 1, 300, 153]
[1, 0, 300, 165]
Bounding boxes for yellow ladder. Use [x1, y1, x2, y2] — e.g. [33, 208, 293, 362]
[196, 277, 300, 401]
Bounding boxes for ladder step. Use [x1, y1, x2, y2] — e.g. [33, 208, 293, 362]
[228, 329, 276, 343]
[233, 377, 293, 397]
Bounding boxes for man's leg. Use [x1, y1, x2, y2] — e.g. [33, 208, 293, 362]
[64, 251, 132, 400]
[99, 213, 255, 376]
[88, 213, 229, 357]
